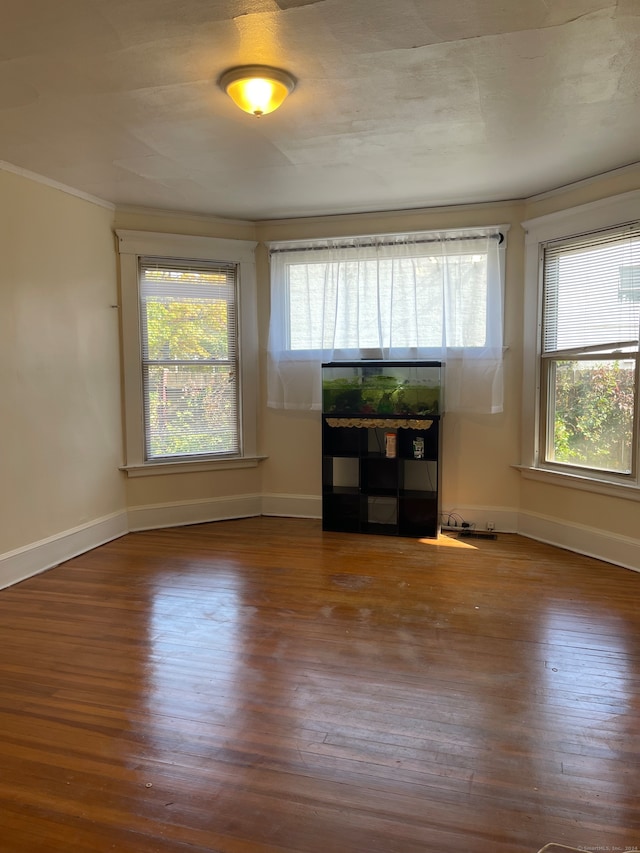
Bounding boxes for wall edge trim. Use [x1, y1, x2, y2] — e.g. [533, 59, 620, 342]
[127, 494, 262, 532]
[260, 493, 322, 518]
[518, 510, 640, 573]
[0, 512, 129, 590]
[0, 159, 115, 210]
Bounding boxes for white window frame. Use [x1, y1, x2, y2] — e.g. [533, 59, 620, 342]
[521, 189, 640, 500]
[117, 230, 259, 477]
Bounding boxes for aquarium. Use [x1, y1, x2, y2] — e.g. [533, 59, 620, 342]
[322, 361, 442, 416]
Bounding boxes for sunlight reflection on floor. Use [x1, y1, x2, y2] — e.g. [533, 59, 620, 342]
[418, 533, 478, 549]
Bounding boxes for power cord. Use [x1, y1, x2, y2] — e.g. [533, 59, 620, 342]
[441, 511, 471, 533]
[441, 511, 497, 540]
[442, 511, 466, 528]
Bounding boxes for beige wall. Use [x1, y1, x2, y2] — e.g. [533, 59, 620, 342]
[5, 161, 640, 574]
[114, 201, 525, 525]
[0, 171, 125, 554]
[518, 164, 640, 544]
[256, 204, 525, 520]
[519, 479, 640, 540]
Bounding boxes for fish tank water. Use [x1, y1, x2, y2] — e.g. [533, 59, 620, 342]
[322, 361, 442, 416]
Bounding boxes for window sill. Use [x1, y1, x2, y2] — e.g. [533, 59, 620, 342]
[514, 464, 640, 503]
[121, 456, 267, 478]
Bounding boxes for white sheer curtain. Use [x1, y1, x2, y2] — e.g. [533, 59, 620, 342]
[267, 228, 506, 413]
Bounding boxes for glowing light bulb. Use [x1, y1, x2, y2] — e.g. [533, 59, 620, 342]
[219, 66, 296, 116]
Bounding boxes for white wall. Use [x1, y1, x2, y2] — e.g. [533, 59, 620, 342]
[0, 170, 127, 588]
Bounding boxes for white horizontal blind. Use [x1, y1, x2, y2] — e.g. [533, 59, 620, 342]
[542, 222, 640, 355]
[139, 257, 239, 460]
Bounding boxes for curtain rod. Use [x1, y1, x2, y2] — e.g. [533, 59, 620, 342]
[269, 232, 505, 255]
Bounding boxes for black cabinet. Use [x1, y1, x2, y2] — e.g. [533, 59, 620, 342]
[321, 361, 442, 538]
[322, 417, 441, 537]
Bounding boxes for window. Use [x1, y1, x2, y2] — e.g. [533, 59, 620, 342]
[522, 189, 640, 494]
[267, 228, 507, 414]
[117, 231, 258, 474]
[139, 257, 239, 460]
[541, 224, 640, 477]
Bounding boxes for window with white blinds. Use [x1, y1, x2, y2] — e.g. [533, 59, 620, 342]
[542, 222, 640, 356]
[540, 222, 640, 476]
[139, 256, 240, 461]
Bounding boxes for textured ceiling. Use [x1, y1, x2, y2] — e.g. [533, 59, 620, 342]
[1, 0, 639, 219]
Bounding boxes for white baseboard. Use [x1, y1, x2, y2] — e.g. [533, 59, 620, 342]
[518, 510, 640, 573]
[260, 496, 518, 529]
[4, 499, 636, 594]
[260, 493, 322, 519]
[0, 511, 129, 591]
[127, 494, 262, 531]
[127, 493, 320, 532]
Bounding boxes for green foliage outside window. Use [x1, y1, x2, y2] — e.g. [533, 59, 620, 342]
[143, 285, 238, 458]
[145, 297, 229, 361]
[146, 366, 236, 458]
[551, 360, 635, 473]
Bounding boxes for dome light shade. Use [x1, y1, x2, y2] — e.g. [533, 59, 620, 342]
[219, 66, 296, 116]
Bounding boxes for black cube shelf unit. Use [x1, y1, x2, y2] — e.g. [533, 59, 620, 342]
[321, 361, 442, 539]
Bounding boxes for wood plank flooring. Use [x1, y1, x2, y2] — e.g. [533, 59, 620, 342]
[0, 518, 638, 853]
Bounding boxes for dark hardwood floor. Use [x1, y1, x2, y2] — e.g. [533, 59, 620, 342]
[0, 518, 638, 853]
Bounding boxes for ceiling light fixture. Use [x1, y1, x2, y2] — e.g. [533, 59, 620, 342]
[219, 65, 296, 117]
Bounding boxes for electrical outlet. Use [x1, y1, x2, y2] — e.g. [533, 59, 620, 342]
[487, 521, 495, 531]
